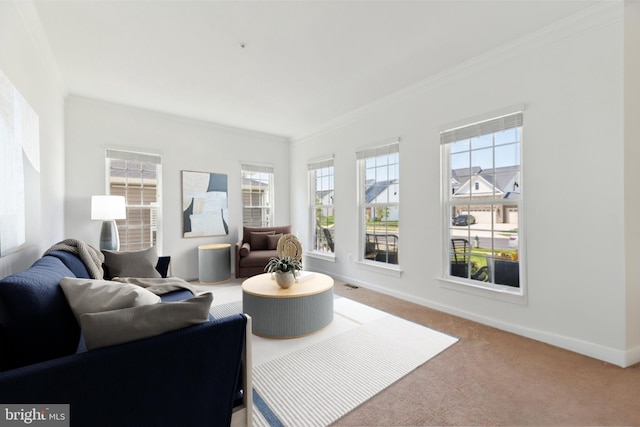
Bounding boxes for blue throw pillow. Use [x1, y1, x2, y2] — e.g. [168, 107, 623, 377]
[0, 256, 81, 371]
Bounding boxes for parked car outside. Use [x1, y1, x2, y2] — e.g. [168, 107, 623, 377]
[508, 233, 518, 248]
[452, 214, 476, 226]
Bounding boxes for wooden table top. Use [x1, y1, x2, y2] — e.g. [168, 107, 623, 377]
[242, 272, 333, 298]
[198, 243, 231, 250]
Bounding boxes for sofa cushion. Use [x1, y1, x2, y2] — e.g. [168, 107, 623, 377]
[59, 277, 161, 323]
[267, 234, 283, 250]
[75, 288, 197, 353]
[46, 250, 92, 278]
[0, 256, 81, 371]
[79, 293, 213, 350]
[250, 231, 275, 250]
[158, 288, 196, 302]
[102, 247, 162, 278]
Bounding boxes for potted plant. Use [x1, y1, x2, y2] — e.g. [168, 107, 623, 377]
[265, 256, 302, 289]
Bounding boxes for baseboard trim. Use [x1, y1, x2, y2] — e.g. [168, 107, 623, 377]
[330, 272, 637, 368]
[624, 344, 640, 368]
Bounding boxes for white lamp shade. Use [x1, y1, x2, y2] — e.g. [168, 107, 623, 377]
[91, 195, 126, 220]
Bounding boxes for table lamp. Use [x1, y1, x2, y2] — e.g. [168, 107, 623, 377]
[91, 195, 126, 250]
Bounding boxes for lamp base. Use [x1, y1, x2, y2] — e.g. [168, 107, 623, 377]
[99, 220, 120, 251]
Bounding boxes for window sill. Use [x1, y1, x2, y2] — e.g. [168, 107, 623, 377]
[356, 260, 403, 278]
[305, 251, 336, 262]
[438, 276, 527, 305]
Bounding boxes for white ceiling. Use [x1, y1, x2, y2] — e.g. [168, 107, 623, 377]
[33, 1, 600, 139]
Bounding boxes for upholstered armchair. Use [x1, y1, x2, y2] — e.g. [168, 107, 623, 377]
[235, 225, 292, 278]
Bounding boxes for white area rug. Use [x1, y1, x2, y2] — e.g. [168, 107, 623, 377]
[208, 284, 458, 427]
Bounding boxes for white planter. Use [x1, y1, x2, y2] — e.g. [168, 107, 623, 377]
[274, 271, 295, 289]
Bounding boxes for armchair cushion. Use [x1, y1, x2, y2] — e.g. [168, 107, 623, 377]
[249, 231, 275, 250]
[242, 226, 291, 244]
[267, 233, 283, 250]
[102, 246, 162, 278]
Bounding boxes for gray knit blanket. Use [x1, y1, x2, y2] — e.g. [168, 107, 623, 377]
[44, 239, 105, 280]
[112, 277, 199, 296]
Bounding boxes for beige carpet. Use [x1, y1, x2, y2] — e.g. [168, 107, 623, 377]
[331, 282, 640, 427]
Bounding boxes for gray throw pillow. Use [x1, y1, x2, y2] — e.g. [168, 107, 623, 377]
[60, 277, 161, 323]
[103, 246, 161, 278]
[79, 293, 213, 350]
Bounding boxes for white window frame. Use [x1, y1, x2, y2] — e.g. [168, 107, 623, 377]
[241, 163, 274, 227]
[439, 108, 526, 303]
[307, 156, 335, 259]
[356, 140, 401, 275]
[105, 149, 162, 253]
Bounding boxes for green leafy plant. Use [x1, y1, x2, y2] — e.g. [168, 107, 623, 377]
[265, 256, 302, 278]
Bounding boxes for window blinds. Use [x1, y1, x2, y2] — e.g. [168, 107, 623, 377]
[355, 140, 400, 160]
[440, 111, 523, 145]
[241, 163, 274, 174]
[307, 156, 334, 170]
[106, 149, 161, 164]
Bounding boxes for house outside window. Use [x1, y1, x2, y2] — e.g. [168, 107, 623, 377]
[357, 140, 399, 265]
[441, 111, 523, 291]
[308, 157, 335, 254]
[106, 149, 161, 252]
[241, 164, 274, 227]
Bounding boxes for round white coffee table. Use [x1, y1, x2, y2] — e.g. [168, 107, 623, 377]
[242, 272, 334, 338]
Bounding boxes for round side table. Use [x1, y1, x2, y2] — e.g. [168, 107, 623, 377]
[242, 272, 334, 338]
[198, 243, 231, 284]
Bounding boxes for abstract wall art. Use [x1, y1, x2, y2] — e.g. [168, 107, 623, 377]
[182, 170, 229, 237]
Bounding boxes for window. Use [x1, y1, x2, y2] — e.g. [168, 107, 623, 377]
[357, 141, 399, 265]
[441, 111, 523, 290]
[106, 149, 161, 252]
[241, 164, 274, 227]
[308, 157, 335, 254]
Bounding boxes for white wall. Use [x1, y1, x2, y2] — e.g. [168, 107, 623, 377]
[64, 96, 290, 280]
[292, 3, 634, 366]
[624, 0, 640, 365]
[0, 2, 66, 277]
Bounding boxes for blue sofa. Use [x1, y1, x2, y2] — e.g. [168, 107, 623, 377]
[0, 250, 252, 427]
